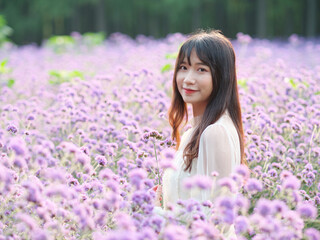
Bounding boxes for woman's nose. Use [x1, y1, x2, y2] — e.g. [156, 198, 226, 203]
[183, 71, 196, 84]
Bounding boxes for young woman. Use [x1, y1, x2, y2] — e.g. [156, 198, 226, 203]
[154, 30, 246, 238]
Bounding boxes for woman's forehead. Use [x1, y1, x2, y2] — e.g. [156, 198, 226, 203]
[179, 46, 209, 66]
[181, 49, 205, 65]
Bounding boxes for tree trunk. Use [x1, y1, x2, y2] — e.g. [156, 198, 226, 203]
[71, 8, 81, 33]
[256, 0, 266, 38]
[42, 16, 52, 39]
[54, 17, 64, 35]
[306, 0, 316, 37]
[96, 0, 106, 33]
[192, 2, 202, 31]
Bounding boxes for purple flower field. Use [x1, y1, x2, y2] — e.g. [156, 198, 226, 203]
[0, 32, 319, 239]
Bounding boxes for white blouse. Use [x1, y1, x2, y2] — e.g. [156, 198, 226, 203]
[163, 110, 241, 207]
[155, 110, 241, 239]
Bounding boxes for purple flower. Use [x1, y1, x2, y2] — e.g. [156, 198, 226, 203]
[163, 225, 189, 240]
[9, 137, 28, 156]
[245, 178, 263, 193]
[7, 124, 18, 133]
[128, 168, 147, 189]
[221, 208, 235, 224]
[99, 168, 115, 180]
[268, 169, 277, 178]
[211, 171, 219, 177]
[138, 227, 158, 239]
[255, 199, 272, 217]
[217, 197, 234, 209]
[16, 213, 37, 230]
[272, 199, 288, 214]
[202, 200, 213, 208]
[235, 165, 250, 179]
[235, 195, 250, 211]
[280, 170, 293, 180]
[305, 228, 320, 240]
[235, 216, 249, 234]
[114, 212, 136, 231]
[160, 159, 176, 170]
[31, 230, 49, 240]
[150, 215, 164, 230]
[95, 155, 107, 166]
[282, 175, 301, 190]
[183, 175, 212, 190]
[296, 202, 317, 219]
[218, 177, 236, 192]
[190, 221, 220, 239]
[161, 148, 175, 160]
[194, 175, 212, 190]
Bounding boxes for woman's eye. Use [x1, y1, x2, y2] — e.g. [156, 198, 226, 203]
[198, 68, 207, 72]
[179, 66, 187, 70]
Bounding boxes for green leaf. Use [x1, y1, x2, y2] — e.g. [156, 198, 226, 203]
[161, 63, 173, 73]
[288, 78, 297, 89]
[47, 35, 75, 46]
[83, 32, 105, 46]
[46, 35, 75, 53]
[238, 78, 247, 88]
[48, 70, 84, 85]
[302, 81, 310, 88]
[0, 59, 7, 68]
[165, 52, 178, 59]
[315, 91, 320, 95]
[0, 59, 11, 74]
[7, 78, 14, 88]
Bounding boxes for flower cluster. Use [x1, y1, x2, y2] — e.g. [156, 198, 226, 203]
[0, 32, 319, 239]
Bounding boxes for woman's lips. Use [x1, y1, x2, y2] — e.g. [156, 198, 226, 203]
[184, 88, 198, 94]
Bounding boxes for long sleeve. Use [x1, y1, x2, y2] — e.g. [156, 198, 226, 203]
[192, 122, 240, 202]
[192, 123, 240, 239]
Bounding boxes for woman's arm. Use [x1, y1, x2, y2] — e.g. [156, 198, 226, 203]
[193, 123, 236, 201]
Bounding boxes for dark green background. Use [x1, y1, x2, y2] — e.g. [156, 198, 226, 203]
[0, 0, 319, 45]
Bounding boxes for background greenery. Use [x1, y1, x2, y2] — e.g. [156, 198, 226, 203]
[0, 0, 319, 45]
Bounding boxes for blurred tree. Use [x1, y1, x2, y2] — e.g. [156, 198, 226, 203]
[306, 0, 316, 37]
[96, 0, 106, 32]
[0, 15, 13, 46]
[0, 0, 319, 45]
[257, 0, 267, 38]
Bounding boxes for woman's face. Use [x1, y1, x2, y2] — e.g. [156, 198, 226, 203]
[176, 49, 213, 115]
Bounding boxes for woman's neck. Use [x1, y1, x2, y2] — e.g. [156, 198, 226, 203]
[191, 115, 202, 127]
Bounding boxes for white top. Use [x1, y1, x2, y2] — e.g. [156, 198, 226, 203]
[155, 110, 241, 239]
[163, 110, 241, 207]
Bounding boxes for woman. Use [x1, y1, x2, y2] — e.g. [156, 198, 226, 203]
[154, 30, 246, 238]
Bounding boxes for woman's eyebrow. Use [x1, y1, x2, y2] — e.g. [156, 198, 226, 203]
[194, 62, 207, 66]
[181, 60, 207, 66]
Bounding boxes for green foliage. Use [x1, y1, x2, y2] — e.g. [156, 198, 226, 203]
[238, 78, 248, 90]
[0, 15, 13, 46]
[0, 59, 15, 88]
[7, 79, 15, 88]
[83, 32, 105, 46]
[48, 70, 84, 85]
[161, 63, 173, 73]
[165, 52, 178, 60]
[45, 32, 105, 53]
[0, 59, 11, 74]
[288, 78, 298, 89]
[46, 35, 76, 53]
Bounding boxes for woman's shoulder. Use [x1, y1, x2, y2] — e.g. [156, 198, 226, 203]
[201, 112, 235, 140]
[201, 122, 228, 141]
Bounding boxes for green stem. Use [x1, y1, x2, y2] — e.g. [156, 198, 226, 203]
[152, 140, 161, 185]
